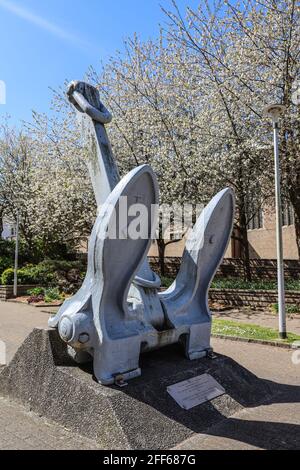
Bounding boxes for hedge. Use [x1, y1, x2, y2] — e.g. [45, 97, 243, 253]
[1, 259, 85, 287]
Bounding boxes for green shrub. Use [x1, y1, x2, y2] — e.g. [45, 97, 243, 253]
[1, 259, 86, 292]
[271, 303, 300, 314]
[0, 240, 15, 258]
[0, 256, 12, 275]
[1, 268, 14, 285]
[0, 239, 38, 266]
[287, 304, 300, 314]
[23, 259, 84, 286]
[211, 277, 300, 291]
[26, 286, 64, 304]
[44, 287, 62, 303]
[27, 287, 45, 296]
[1, 267, 38, 285]
[18, 268, 38, 285]
[22, 263, 55, 286]
[285, 279, 300, 291]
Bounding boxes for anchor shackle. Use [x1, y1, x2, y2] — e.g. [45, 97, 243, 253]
[67, 81, 112, 124]
[58, 313, 94, 350]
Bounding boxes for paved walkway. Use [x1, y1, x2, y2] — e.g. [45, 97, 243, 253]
[175, 337, 300, 450]
[0, 301, 299, 450]
[213, 306, 300, 335]
[0, 300, 51, 363]
[0, 301, 103, 449]
[0, 396, 101, 450]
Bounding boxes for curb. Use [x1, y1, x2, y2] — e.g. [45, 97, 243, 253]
[6, 299, 62, 308]
[211, 333, 295, 349]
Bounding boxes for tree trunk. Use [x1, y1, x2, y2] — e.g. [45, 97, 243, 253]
[238, 207, 252, 281]
[156, 239, 166, 277]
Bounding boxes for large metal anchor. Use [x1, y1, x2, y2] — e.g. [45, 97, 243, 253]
[49, 82, 235, 385]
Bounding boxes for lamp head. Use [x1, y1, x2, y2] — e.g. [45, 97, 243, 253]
[263, 104, 286, 123]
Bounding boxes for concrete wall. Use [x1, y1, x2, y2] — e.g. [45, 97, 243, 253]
[247, 206, 298, 259]
[148, 239, 185, 257]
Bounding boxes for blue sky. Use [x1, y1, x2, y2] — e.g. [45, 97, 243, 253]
[0, 0, 199, 126]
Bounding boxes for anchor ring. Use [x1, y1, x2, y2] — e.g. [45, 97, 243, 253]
[67, 81, 112, 124]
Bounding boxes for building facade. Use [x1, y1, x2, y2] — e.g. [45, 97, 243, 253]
[237, 204, 298, 260]
[148, 202, 298, 260]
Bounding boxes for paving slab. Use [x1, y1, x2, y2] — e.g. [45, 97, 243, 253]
[0, 301, 299, 450]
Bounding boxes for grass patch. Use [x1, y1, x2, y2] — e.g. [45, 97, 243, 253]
[212, 318, 300, 345]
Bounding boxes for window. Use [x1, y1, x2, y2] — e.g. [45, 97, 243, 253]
[247, 207, 263, 230]
[282, 203, 294, 226]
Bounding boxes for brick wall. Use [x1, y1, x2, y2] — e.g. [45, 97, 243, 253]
[217, 258, 300, 280]
[209, 289, 300, 308]
[0, 285, 37, 300]
[148, 256, 300, 280]
[148, 256, 181, 278]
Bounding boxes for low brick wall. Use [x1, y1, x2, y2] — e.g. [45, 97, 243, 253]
[217, 258, 300, 280]
[0, 285, 37, 301]
[148, 256, 300, 280]
[148, 256, 181, 278]
[209, 288, 300, 308]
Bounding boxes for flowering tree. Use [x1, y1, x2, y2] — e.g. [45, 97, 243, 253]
[85, 18, 269, 278]
[0, 124, 36, 252]
[2, 0, 300, 275]
[161, 0, 300, 273]
[0, 114, 96, 260]
[220, 0, 300, 256]
[86, 37, 208, 274]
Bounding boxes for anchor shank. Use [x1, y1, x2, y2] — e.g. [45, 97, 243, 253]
[68, 81, 164, 327]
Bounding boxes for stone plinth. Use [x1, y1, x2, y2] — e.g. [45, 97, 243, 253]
[0, 328, 276, 450]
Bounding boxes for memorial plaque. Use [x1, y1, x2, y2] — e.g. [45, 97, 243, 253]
[167, 373, 225, 410]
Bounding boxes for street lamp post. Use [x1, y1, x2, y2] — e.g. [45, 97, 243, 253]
[264, 104, 287, 339]
[13, 210, 19, 298]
